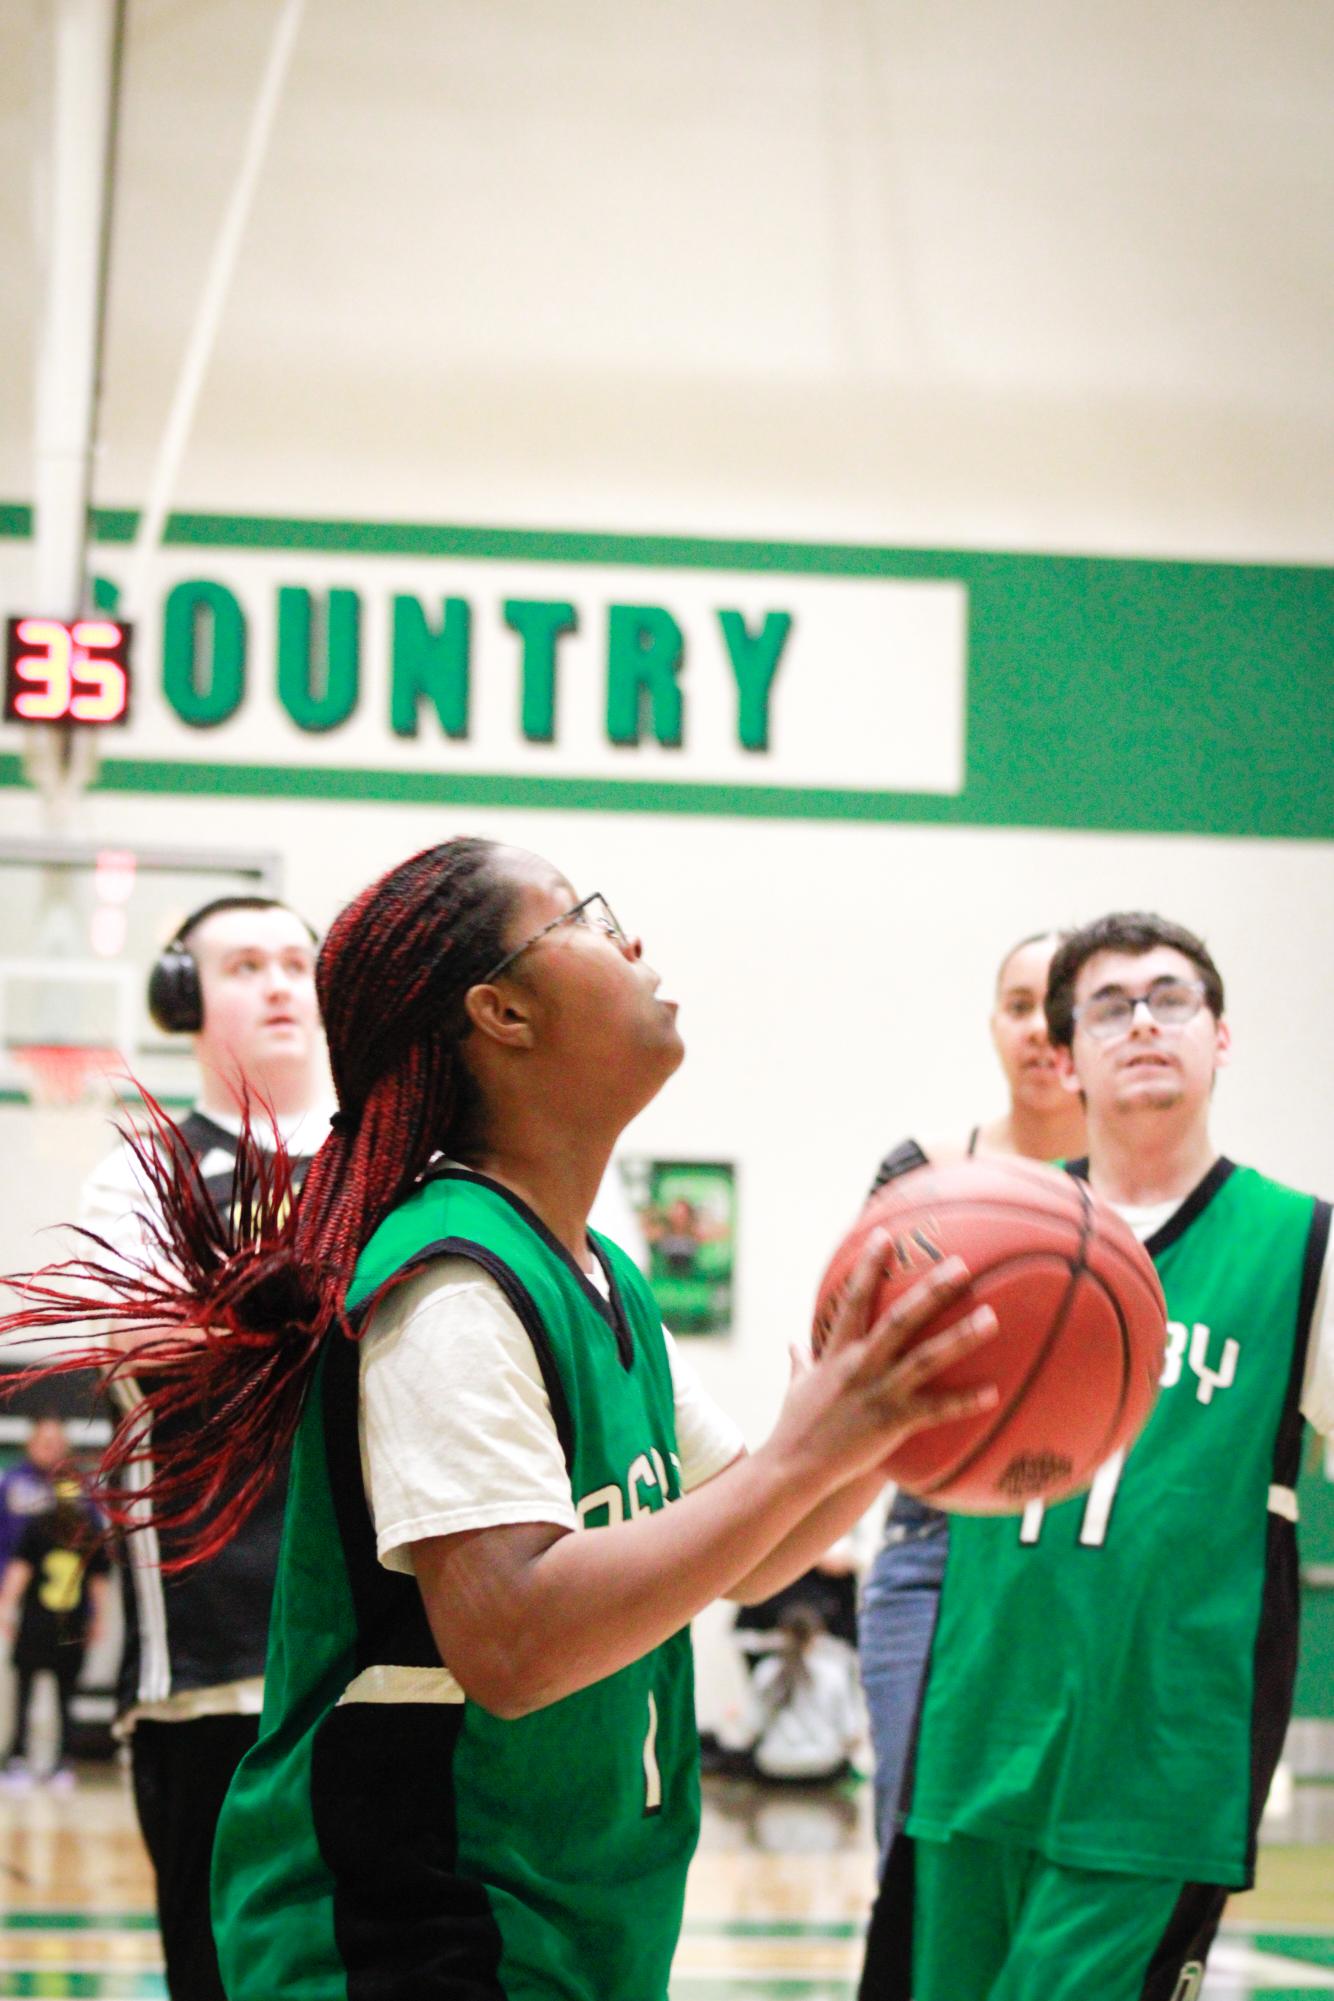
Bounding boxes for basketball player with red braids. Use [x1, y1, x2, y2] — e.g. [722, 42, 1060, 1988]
[2, 838, 998, 2001]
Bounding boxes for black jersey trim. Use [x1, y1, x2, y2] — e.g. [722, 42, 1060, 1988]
[1134, 1880, 1228, 1999]
[587, 1235, 637, 1371]
[350, 1233, 577, 1478]
[1243, 1510, 1301, 1886]
[868, 1138, 930, 1199]
[1063, 1155, 1237, 1259]
[1143, 1158, 1237, 1257]
[421, 1163, 635, 1355]
[311, 1697, 507, 1999]
[176, 1107, 320, 1184]
[319, 1334, 439, 1677]
[317, 1331, 379, 1632]
[174, 1108, 240, 1158]
[1241, 1194, 1326, 1883]
[1274, 1199, 1332, 1488]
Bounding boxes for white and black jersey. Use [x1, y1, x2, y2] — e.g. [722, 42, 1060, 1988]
[82, 1106, 331, 1714]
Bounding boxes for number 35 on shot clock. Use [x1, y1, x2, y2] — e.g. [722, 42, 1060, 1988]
[4, 615, 133, 726]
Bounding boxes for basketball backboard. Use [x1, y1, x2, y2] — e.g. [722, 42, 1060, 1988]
[0, 836, 284, 1107]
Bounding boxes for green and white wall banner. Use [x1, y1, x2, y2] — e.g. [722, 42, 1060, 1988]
[1, 506, 1330, 838]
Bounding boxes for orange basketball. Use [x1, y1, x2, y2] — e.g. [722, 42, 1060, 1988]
[811, 1157, 1166, 1513]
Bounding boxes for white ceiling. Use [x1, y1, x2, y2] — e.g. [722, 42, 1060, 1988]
[1, 0, 1332, 554]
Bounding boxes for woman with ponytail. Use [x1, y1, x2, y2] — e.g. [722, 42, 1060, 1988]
[2, 837, 999, 2001]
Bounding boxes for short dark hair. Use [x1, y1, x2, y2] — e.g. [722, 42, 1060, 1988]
[1046, 913, 1225, 1050]
[995, 929, 1070, 992]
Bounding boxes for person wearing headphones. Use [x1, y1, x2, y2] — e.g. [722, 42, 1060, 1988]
[79, 895, 335, 2001]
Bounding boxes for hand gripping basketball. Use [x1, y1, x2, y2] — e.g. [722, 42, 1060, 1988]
[787, 1241, 1001, 1494]
[812, 1158, 1167, 1514]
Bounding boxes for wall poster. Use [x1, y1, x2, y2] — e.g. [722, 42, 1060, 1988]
[621, 1158, 736, 1336]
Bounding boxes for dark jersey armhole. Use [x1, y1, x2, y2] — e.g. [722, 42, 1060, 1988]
[348, 1235, 576, 1477]
[1272, 1197, 1332, 1490]
[1242, 1196, 1329, 1882]
[587, 1237, 637, 1372]
[321, 1234, 580, 1677]
[318, 1334, 438, 1674]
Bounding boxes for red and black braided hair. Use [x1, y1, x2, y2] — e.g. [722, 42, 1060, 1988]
[0, 835, 522, 1566]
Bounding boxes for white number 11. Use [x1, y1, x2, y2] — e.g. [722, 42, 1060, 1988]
[1019, 1449, 1126, 1549]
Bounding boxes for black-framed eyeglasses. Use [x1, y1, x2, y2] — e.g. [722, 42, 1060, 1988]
[480, 891, 629, 984]
[1072, 977, 1208, 1041]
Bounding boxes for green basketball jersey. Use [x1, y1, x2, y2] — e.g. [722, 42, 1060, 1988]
[908, 1160, 1331, 1888]
[212, 1168, 699, 2000]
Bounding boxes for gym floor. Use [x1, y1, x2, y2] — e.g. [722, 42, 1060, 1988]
[1, 1764, 1331, 1997]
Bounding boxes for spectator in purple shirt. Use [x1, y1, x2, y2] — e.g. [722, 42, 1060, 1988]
[0, 1417, 70, 1572]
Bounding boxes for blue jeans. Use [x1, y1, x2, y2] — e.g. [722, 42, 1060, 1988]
[858, 1516, 948, 1874]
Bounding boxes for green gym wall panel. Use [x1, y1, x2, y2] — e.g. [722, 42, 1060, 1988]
[1, 505, 1330, 841]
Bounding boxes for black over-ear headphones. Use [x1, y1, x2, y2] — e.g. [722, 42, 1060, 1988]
[147, 897, 319, 1036]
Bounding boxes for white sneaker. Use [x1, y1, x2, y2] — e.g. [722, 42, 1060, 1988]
[44, 1765, 76, 1793]
[0, 1759, 34, 1793]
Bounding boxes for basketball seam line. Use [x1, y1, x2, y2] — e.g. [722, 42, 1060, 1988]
[916, 1189, 1096, 1501]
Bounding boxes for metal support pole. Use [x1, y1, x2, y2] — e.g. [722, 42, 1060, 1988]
[32, 0, 123, 620]
[28, 0, 125, 815]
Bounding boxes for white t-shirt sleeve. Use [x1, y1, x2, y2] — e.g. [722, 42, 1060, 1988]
[666, 1330, 745, 1489]
[1300, 1231, 1334, 1438]
[359, 1259, 579, 1574]
[359, 1260, 747, 1575]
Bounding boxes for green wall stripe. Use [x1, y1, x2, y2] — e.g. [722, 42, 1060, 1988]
[0, 1914, 158, 1931]
[2, 506, 1331, 840]
[0, 750, 1325, 838]
[669, 1984, 853, 1997]
[681, 1922, 860, 1939]
[1, 497, 1325, 581]
[0, 1085, 191, 1108]
[1, 499, 981, 572]
[0, 752, 1320, 840]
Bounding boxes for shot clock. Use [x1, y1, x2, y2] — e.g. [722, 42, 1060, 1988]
[4, 615, 133, 726]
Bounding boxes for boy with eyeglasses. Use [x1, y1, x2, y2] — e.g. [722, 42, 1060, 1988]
[860, 911, 1333, 2001]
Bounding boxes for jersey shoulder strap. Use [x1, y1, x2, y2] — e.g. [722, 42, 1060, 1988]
[869, 1136, 930, 1198]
